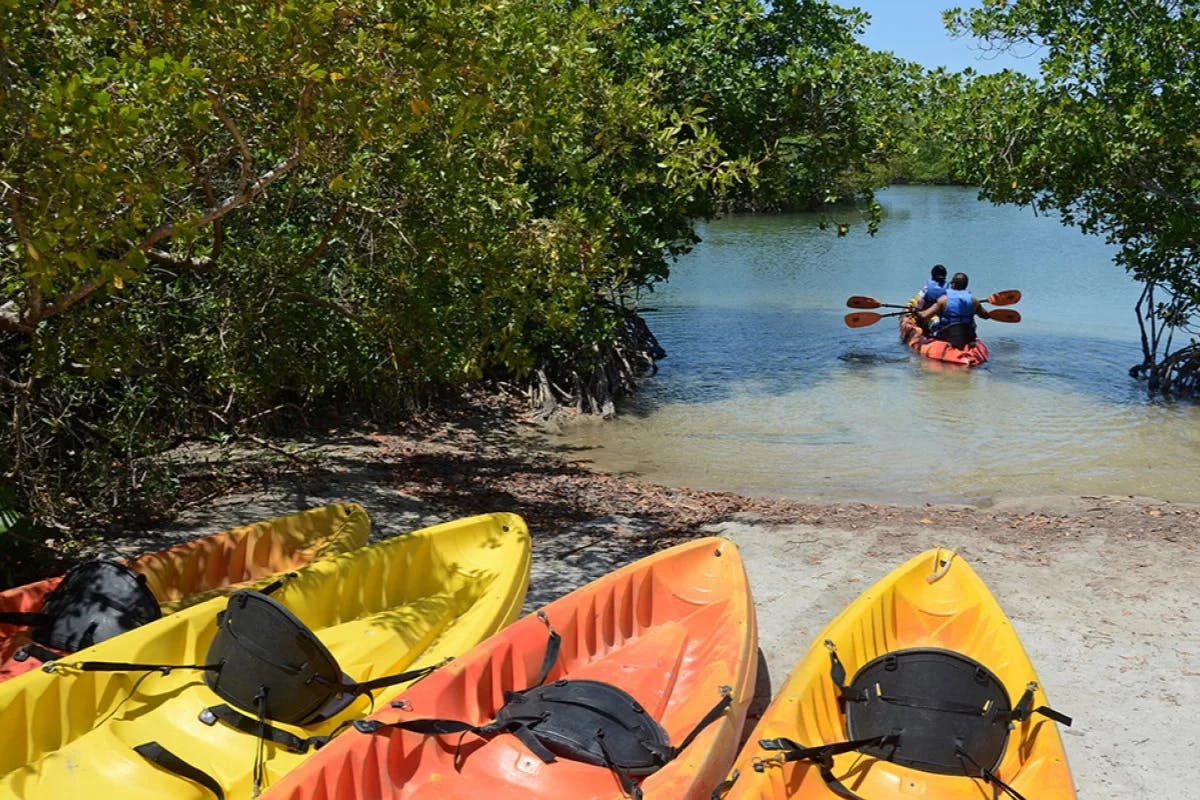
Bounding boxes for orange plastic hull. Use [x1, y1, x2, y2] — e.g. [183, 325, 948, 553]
[719, 549, 1075, 799]
[0, 502, 368, 683]
[262, 537, 758, 800]
[899, 315, 988, 366]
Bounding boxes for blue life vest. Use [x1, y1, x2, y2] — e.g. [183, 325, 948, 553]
[938, 288, 976, 332]
[922, 279, 946, 307]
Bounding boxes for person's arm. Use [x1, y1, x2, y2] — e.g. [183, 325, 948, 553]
[918, 296, 945, 322]
[974, 298, 991, 319]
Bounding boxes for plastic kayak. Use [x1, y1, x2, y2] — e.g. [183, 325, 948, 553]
[899, 313, 989, 366]
[717, 548, 1075, 799]
[0, 512, 531, 800]
[0, 502, 369, 683]
[262, 537, 758, 800]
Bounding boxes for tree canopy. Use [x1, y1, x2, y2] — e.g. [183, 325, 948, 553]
[943, 0, 1200, 391]
[1, 0, 906, 527]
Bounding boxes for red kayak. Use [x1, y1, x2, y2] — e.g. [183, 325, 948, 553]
[899, 313, 989, 367]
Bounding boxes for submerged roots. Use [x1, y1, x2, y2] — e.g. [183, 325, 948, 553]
[525, 310, 665, 421]
[1131, 343, 1200, 397]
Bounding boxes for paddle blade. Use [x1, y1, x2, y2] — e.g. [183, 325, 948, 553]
[986, 290, 1022, 306]
[846, 296, 882, 309]
[845, 311, 884, 327]
[989, 308, 1021, 323]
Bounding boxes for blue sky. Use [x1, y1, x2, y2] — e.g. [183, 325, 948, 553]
[847, 1, 1042, 76]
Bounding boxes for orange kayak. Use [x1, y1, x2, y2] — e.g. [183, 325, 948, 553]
[717, 548, 1074, 799]
[262, 537, 758, 800]
[899, 314, 988, 366]
[0, 502, 368, 683]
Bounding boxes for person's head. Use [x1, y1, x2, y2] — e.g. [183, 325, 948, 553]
[950, 272, 969, 290]
[931, 264, 947, 283]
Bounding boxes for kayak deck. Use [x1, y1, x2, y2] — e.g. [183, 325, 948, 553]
[719, 548, 1074, 799]
[899, 313, 989, 366]
[262, 537, 758, 800]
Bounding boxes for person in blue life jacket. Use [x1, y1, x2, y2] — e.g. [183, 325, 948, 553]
[914, 264, 948, 311]
[916, 271, 990, 347]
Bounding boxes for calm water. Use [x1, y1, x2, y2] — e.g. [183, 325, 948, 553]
[554, 185, 1200, 505]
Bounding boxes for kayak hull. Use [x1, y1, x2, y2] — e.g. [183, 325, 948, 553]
[720, 548, 1075, 799]
[0, 512, 531, 800]
[263, 537, 758, 800]
[0, 502, 369, 682]
[899, 314, 988, 366]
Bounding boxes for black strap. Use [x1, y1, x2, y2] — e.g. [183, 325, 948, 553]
[956, 745, 1031, 800]
[354, 716, 524, 773]
[825, 640, 861, 703]
[530, 611, 561, 689]
[710, 768, 739, 800]
[1009, 682, 1072, 727]
[14, 642, 61, 664]
[759, 734, 899, 765]
[53, 660, 220, 675]
[0, 611, 45, 626]
[258, 572, 299, 597]
[673, 686, 733, 756]
[352, 662, 443, 694]
[827, 640, 846, 686]
[354, 716, 482, 736]
[875, 692, 992, 716]
[200, 704, 336, 753]
[758, 734, 899, 800]
[508, 721, 558, 763]
[133, 741, 225, 800]
[596, 728, 642, 800]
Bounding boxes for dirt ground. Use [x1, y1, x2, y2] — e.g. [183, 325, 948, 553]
[95, 399, 1200, 796]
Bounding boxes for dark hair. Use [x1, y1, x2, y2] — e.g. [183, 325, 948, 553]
[931, 264, 947, 281]
[950, 272, 969, 289]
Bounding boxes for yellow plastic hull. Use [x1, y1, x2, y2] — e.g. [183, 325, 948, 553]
[0, 512, 531, 800]
[721, 548, 1075, 799]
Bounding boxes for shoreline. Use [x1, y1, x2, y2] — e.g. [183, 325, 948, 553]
[88, 400, 1199, 795]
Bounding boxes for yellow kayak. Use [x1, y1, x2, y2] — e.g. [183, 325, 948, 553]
[0, 512, 531, 800]
[139, 502, 371, 614]
[0, 502, 369, 682]
[719, 548, 1075, 799]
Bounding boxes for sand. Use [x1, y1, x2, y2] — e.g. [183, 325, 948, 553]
[86, 412, 1200, 796]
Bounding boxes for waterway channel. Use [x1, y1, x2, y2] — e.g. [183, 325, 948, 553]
[552, 185, 1200, 505]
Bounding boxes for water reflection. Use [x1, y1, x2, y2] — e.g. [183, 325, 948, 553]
[555, 186, 1200, 504]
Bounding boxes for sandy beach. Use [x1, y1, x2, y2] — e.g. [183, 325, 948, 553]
[90, 402, 1200, 796]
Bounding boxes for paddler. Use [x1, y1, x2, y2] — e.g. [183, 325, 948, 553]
[916, 271, 991, 347]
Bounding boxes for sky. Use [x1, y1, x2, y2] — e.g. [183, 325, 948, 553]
[847, 1, 1042, 76]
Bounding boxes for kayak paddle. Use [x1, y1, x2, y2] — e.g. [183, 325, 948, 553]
[845, 308, 1021, 328]
[844, 310, 911, 327]
[849, 289, 1020, 311]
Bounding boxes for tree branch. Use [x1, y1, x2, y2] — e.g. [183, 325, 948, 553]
[0, 371, 31, 394]
[4, 192, 42, 317]
[137, 145, 303, 256]
[144, 247, 214, 271]
[1128, 172, 1200, 213]
[207, 89, 254, 196]
[4, 84, 315, 335]
[299, 202, 348, 272]
[0, 41, 29, 136]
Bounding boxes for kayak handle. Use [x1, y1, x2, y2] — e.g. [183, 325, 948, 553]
[927, 548, 957, 583]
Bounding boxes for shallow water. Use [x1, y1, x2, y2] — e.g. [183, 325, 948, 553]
[553, 186, 1200, 505]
